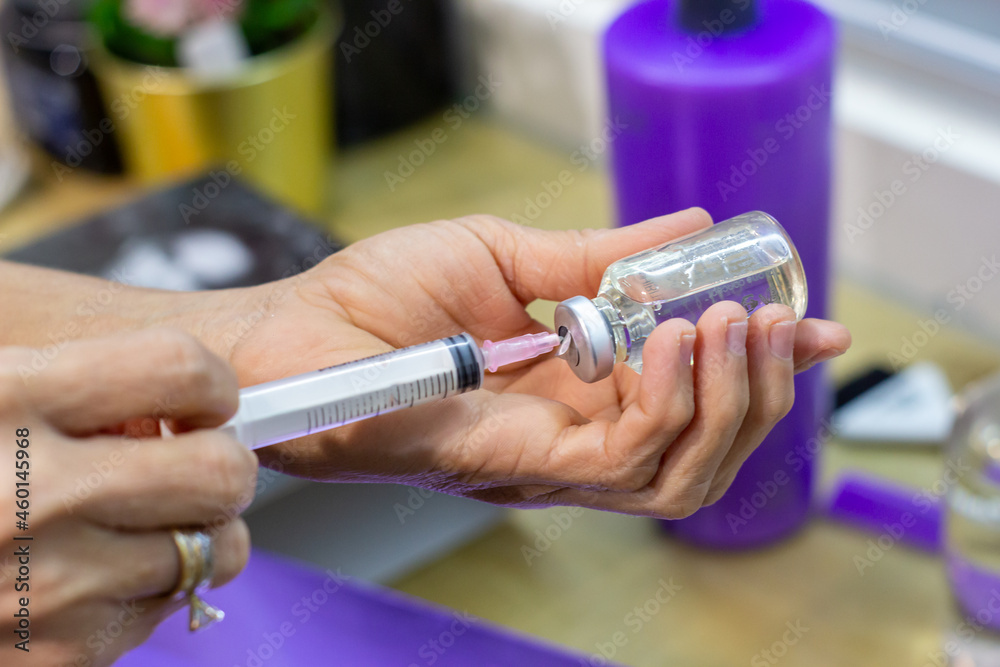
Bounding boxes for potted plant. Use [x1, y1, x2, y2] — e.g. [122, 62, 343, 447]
[87, 0, 338, 214]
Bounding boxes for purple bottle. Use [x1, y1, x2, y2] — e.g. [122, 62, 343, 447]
[604, 0, 836, 548]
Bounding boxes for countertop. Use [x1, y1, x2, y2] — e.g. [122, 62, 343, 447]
[4, 115, 1000, 666]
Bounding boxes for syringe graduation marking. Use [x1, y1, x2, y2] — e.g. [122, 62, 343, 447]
[223, 333, 505, 449]
[303, 370, 461, 434]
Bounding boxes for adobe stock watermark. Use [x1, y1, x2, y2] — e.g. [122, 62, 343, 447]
[384, 74, 502, 192]
[394, 289, 465, 349]
[579, 578, 682, 666]
[51, 66, 169, 182]
[510, 115, 628, 226]
[78, 600, 146, 666]
[406, 610, 478, 667]
[178, 106, 298, 223]
[14, 270, 135, 382]
[725, 417, 836, 534]
[6, 0, 73, 53]
[218, 232, 340, 349]
[236, 568, 350, 667]
[878, 0, 929, 40]
[58, 598, 149, 665]
[520, 506, 585, 565]
[750, 620, 809, 666]
[844, 126, 960, 244]
[888, 253, 1000, 370]
[0, 552, 18, 587]
[924, 590, 1000, 667]
[715, 84, 831, 202]
[394, 405, 511, 524]
[59, 431, 146, 513]
[207, 0, 242, 18]
[671, 0, 756, 71]
[854, 457, 969, 575]
[545, 0, 594, 31]
[940, 253, 996, 313]
[339, 0, 411, 63]
[59, 388, 266, 520]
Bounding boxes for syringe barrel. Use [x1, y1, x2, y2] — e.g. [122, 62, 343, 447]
[222, 333, 484, 449]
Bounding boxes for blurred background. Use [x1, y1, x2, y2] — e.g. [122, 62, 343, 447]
[1, 0, 1000, 665]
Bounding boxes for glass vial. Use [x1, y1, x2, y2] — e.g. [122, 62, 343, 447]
[946, 373, 1000, 633]
[554, 211, 807, 383]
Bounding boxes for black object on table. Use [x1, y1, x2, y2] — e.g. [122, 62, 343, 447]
[1, 0, 123, 175]
[333, 0, 455, 146]
[5, 174, 342, 290]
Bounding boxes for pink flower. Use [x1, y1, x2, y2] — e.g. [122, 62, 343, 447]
[125, 0, 192, 37]
[194, 0, 245, 23]
[124, 0, 245, 38]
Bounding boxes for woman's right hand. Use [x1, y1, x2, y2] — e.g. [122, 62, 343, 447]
[0, 329, 258, 667]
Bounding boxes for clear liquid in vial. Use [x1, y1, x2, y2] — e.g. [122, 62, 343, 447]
[946, 413, 1000, 632]
[598, 228, 807, 373]
[948, 477, 1000, 575]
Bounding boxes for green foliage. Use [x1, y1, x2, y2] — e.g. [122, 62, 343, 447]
[90, 0, 179, 66]
[89, 0, 321, 67]
[241, 0, 320, 56]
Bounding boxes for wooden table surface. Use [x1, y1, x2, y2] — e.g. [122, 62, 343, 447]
[4, 115, 1000, 666]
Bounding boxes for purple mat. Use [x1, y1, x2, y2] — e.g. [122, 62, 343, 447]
[824, 472, 942, 552]
[947, 552, 1000, 632]
[120, 550, 594, 666]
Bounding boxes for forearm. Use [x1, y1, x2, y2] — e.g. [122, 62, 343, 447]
[0, 261, 244, 355]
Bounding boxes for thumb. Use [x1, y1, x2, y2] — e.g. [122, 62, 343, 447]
[457, 208, 713, 305]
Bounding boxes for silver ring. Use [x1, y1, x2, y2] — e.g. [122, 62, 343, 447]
[170, 529, 225, 632]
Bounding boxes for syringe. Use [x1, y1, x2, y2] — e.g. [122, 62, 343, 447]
[221, 332, 561, 450]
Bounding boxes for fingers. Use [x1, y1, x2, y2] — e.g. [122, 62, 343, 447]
[26, 518, 246, 666]
[793, 318, 851, 373]
[12, 328, 239, 435]
[254, 301, 849, 523]
[705, 305, 797, 503]
[266, 301, 755, 515]
[31, 598, 182, 667]
[700, 310, 848, 502]
[510, 302, 749, 517]
[533, 307, 848, 518]
[648, 301, 751, 510]
[463, 304, 738, 498]
[458, 208, 713, 304]
[111, 519, 251, 600]
[538, 319, 697, 491]
[609, 320, 697, 464]
[31, 518, 250, 610]
[59, 430, 258, 529]
[480, 302, 746, 500]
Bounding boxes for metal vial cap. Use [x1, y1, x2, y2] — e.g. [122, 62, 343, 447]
[554, 296, 616, 383]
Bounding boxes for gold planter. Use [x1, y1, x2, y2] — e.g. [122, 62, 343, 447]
[91, 11, 337, 215]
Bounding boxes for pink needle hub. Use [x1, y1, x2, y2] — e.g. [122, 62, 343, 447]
[480, 332, 562, 372]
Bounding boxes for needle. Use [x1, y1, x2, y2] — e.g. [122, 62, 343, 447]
[558, 332, 573, 357]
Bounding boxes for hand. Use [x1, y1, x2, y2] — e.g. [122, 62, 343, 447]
[0, 330, 257, 667]
[197, 209, 850, 518]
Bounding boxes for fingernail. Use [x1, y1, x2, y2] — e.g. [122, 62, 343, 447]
[725, 319, 747, 356]
[811, 348, 846, 365]
[679, 333, 696, 366]
[768, 321, 796, 360]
